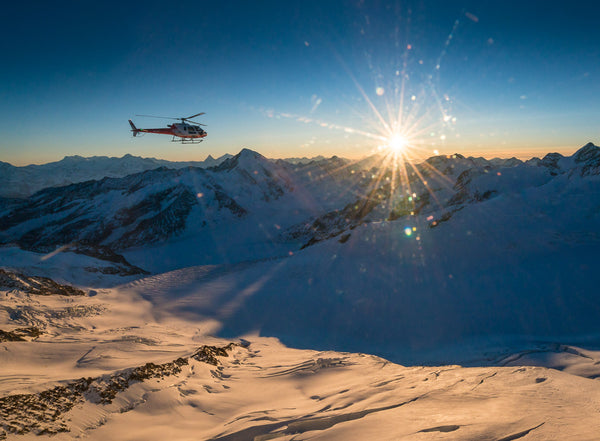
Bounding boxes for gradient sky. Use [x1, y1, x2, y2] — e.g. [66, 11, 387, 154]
[1, 0, 599, 165]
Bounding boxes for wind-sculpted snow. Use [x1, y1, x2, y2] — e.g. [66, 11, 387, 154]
[2, 330, 600, 440]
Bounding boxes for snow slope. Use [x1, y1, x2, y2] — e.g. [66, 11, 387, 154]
[109, 144, 600, 364]
[2, 275, 600, 440]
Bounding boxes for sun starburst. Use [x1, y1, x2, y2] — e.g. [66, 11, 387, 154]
[386, 133, 408, 155]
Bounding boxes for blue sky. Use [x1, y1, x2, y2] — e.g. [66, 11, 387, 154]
[1, 0, 599, 165]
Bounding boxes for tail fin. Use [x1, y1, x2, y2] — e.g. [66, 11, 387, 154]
[129, 120, 140, 137]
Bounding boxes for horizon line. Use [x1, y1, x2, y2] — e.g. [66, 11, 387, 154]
[3, 143, 594, 167]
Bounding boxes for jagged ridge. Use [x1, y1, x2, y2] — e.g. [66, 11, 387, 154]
[0, 343, 238, 438]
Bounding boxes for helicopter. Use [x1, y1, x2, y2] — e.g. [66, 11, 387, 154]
[128, 112, 207, 143]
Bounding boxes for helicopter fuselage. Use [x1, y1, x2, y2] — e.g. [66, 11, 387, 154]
[169, 123, 207, 139]
[146, 123, 206, 139]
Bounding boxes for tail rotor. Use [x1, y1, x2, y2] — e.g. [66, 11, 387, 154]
[129, 120, 141, 137]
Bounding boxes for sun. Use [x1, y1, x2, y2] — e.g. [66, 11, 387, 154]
[386, 133, 408, 155]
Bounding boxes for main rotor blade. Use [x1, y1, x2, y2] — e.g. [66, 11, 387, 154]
[186, 112, 205, 119]
[136, 114, 180, 120]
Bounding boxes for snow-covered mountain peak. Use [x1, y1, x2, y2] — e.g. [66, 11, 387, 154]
[571, 142, 600, 177]
[573, 142, 599, 163]
[422, 153, 479, 179]
[424, 153, 467, 165]
[238, 147, 261, 157]
[213, 148, 268, 171]
[210, 149, 293, 203]
[61, 155, 85, 161]
[541, 152, 564, 162]
[534, 143, 600, 177]
[234, 148, 270, 169]
[213, 149, 284, 181]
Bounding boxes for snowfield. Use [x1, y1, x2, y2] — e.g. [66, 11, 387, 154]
[1, 144, 600, 439]
[2, 280, 600, 440]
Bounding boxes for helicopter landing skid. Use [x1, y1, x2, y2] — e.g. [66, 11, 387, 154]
[172, 137, 204, 144]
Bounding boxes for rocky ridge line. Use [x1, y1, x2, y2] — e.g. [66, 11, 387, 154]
[0, 269, 85, 296]
[0, 343, 238, 439]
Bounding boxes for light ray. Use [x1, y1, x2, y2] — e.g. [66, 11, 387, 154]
[262, 11, 468, 228]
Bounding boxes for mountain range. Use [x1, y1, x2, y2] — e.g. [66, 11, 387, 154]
[2, 144, 598, 258]
[0, 153, 343, 198]
[0, 153, 234, 198]
[1, 143, 599, 360]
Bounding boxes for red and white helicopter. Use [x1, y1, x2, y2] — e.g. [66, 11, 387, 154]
[129, 112, 207, 143]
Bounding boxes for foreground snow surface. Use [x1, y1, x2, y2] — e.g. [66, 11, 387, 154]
[2, 274, 600, 440]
